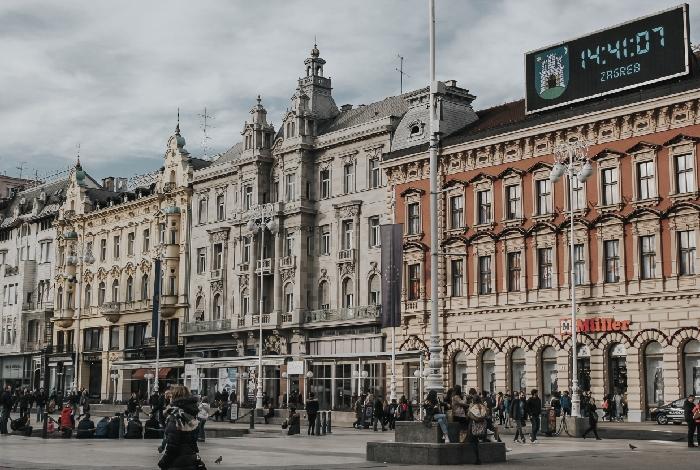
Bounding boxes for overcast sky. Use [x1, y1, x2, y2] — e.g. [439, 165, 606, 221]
[2, 0, 700, 181]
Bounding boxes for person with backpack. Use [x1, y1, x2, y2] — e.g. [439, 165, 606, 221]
[95, 416, 110, 438]
[397, 395, 410, 421]
[372, 396, 386, 432]
[582, 396, 602, 440]
[386, 398, 398, 430]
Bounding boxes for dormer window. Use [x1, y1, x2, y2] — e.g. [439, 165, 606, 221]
[408, 121, 425, 140]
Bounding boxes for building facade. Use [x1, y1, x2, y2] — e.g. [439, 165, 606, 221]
[384, 70, 700, 421]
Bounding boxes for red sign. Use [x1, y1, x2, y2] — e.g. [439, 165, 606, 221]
[560, 317, 631, 336]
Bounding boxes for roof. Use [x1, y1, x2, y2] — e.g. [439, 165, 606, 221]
[317, 91, 416, 134]
[189, 157, 213, 171]
[0, 177, 70, 228]
[213, 142, 244, 165]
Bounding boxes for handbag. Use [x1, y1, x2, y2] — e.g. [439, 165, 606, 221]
[693, 409, 700, 421]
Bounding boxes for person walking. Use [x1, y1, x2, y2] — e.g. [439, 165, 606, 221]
[503, 392, 512, 429]
[196, 397, 210, 443]
[126, 392, 141, 419]
[560, 391, 572, 417]
[158, 385, 203, 470]
[582, 397, 601, 440]
[34, 388, 47, 423]
[352, 394, 364, 429]
[509, 391, 526, 443]
[683, 393, 697, 447]
[18, 389, 30, 419]
[0, 386, 12, 434]
[372, 396, 385, 432]
[526, 389, 542, 443]
[305, 392, 319, 435]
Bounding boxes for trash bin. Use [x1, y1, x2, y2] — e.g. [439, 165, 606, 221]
[541, 407, 557, 436]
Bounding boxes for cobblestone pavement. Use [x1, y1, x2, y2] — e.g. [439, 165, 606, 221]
[0, 429, 698, 469]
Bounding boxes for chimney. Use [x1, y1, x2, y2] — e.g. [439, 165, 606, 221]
[102, 177, 115, 192]
[445, 79, 457, 87]
[340, 104, 353, 112]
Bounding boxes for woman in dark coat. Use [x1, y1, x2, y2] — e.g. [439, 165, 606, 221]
[158, 386, 203, 470]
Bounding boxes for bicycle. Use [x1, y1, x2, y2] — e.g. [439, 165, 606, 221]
[554, 413, 572, 437]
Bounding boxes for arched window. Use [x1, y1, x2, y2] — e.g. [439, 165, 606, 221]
[510, 348, 526, 393]
[608, 343, 627, 395]
[318, 281, 329, 309]
[644, 341, 664, 411]
[57, 287, 63, 310]
[481, 349, 496, 395]
[452, 351, 467, 390]
[342, 278, 354, 308]
[284, 284, 294, 313]
[84, 284, 91, 307]
[111, 279, 119, 302]
[577, 344, 592, 392]
[541, 346, 558, 403]
[368, 275, 380, 305]
[126, 276, 134, 302]
[98, 282, 106, 306]
[241, 288, 250, 316]
[213, 293, 222, 320]
[141, 274, 149, 300]
[683, 340, 700, 396]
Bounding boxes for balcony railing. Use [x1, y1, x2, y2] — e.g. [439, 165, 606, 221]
[182, 319, 231, 334]
[279, 256, 296, 268]
[209, 269, 223, 280]
[337, 249, 355, 262]
[122, 299, 151, 311]
[304, 305, 381, 323]
[99, 302, 121, 315]
[46, 344, 74, 354]
[22, 341, 45, 352]
[255, 258, 273, 274]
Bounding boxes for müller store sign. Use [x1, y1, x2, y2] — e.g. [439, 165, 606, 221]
[560, 317, 632, 336]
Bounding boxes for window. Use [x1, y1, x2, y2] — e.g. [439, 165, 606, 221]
[168, 276, 176, 296]
[198, 198, 208, 224]
[369, 275, 381, 305]
[321, 226, 331, 255]
[112, 235, 120, 259]
[507, 252, 521, 292]
[109, 326, 119, 350]
[143, 229, 150, 252]
[369, 217, 380, 248]
[604, 239, 620, 283]
[159, 223, 166, 244]
[83, 328, 102, 351]
[126, 276, 133, 302]
[342, 278, 354, 307]
[100, 239, 107, 261]
[284, 230, 294, 257]
[111, 279, 119, 302]
[242, 236, 251, 264]
[478, 255, 491, 295]
[141, 275, 149, 300]
[450, 259, 463, 297]
[407, 203, 420, 235]
[450, 195, 464, 229]
[84, 283, 91, 307]
[506, 185, 520, 219]
[637, 161, 655, 200]
[678, 230, 696, 276]
[538, 247, 553, 288]
[213, 293, 222, 320]
[602, 167, 619, 205]
[98, 282, 106, 306]
[640, 235, 655, 279]
[573, 244, 585, 286]
[197, 248, 206, 274]
[341, 220, 353, 250]
[241, 289, 250, 316]
[213, 243, 223, 270]
[320, 169, 330, 199]
[243, 185, 253, 210]
[676, 154, 695, 193]
[343, 163, 354, 193]
[477, 190, 491, 224]
[408, 264, 420, 300]
[536, 179, 552, 215]
[127, 232, 135, 256]
[369, 158, 380, 189]
[569, 177, 584, 210]
[284, 284, 294, 313]
[125, 323, 147, 348]
[285, 174, 296, 202]
[168, 319, 179, 345]
[318, 281, 330, 309]
[216, 194, 225, 221]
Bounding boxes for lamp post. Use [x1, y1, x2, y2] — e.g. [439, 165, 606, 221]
[110, 372, 119, 403]
[413, 358, 429, 419]
[65, 237, 95, 392]
[246, 203, 278, 411]
[144, 372, 155, 398]
[549, 140, 592, 418]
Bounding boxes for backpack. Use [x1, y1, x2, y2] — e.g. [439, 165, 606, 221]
[693, 407, 700, 421]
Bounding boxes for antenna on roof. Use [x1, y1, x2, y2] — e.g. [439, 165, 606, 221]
[396, 54, 410, 94]
[16, 162, 27, 180]
[198, 107, 216, 160]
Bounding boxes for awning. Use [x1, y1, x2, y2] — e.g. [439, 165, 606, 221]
[131, 367, 172, 380]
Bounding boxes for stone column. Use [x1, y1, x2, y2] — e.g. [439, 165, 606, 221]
[272, 232, 283, 314]
[494, 351, 507, 393]
[662, 344, 681, 406]
[525, 349, 538, 392]
[625, 347, 643, 422]
[467, 353, 479, 392]
[588, 348, 605, 401]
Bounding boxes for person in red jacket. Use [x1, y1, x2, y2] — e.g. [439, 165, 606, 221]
[59, 403, 74, 438]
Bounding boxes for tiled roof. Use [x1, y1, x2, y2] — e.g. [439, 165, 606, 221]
[213, 142, 244, 165]
[317, 91, 417, 134]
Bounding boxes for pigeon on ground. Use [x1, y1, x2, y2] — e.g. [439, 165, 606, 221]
[215, 456, 223, 464]
[628, 444, 637, 450]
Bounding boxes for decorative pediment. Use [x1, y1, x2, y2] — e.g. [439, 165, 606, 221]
[211, 280, 223, 293]
[333, 201, 362, 219]
[526, 161, 553, 174]
[139, 259, 152, 273]
[663, 133, 700, 146]
[403, 241, 429, 252]
[124, 262, 136, 276]
[591, 148, 625, 161]
[399, 187, 425, 198]
[109, 265, 121, 278]
[467, 172, 495, 184]
[338, 263, 354, 278]
[96, 267, 108, 281]
[442, 179, 467, 190]
[626, 141, 661, 154]
[497, 167, 525, 179]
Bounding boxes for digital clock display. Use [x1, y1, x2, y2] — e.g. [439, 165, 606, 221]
[525, 4, 689, 114]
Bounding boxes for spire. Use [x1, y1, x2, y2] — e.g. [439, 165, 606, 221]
[175, 107, 181, 134]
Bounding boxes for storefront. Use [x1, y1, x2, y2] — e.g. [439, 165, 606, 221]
[110, 360, 184, 401]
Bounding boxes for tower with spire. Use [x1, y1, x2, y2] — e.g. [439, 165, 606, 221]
[298, 43, 339, 120]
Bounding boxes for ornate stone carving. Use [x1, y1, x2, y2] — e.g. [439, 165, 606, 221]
[96, 267, 108, 281]
[339, 262, 355, 277]
[239, 274, 249, 290]
[211, 280, 223, 293]
[209, 230, 229, 243]
[281, 268, 296, 283]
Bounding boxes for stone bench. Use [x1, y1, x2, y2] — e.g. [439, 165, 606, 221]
[367, 441, 506, 465]
[395, 420, 462, 443]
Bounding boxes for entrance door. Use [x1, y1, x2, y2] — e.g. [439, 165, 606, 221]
[89, 362, 102, 398]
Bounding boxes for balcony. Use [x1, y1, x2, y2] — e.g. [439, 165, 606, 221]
[122, 299, 151, 312]
[123, 337, 184, 360]
[337, 249, 355, 263]
[182, 319, 232, 334]
[99, 302, 121, 323]
[209, 269, 224, 281]
[46, 344, 74, 355]
[304, 305, 381, 324]
[160, 295, 178, 318]
[237, 262, 250, 272]
[164, 244, 180, 258]
[3, 265, 19, 277]
[279, 256, 296, 269]
[22, 341, 45, 353]
[255, 258, 273, 274]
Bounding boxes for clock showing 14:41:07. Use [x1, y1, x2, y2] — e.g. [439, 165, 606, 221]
[580, 27, 665, 68]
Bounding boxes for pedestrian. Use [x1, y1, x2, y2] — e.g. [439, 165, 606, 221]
[196, 397, 210, 443]
[125, 416, 144, 439]
[352, 394, 364, 428]
[526, 389, 542, 443]
[495, 392, 505, 425]
[0, 385, 13, 434]
[76, 413, 95, 439]
[683, 393, 697, 447]
[373, 395, 385, 432]
[95, 416, 110, 438]
[550, 392, 561, 417]
[582, 397, 601, 440]
[387, 398, 398, 430]
[127, 392, 141, 419]
[503, 392, 512, 428]
[452, 385, 468, 440]
[158, 385, 203, 470]
[423, 390, 450, 443]
[613, 390, 624, 422]
[305, 392, 319, 435]
[560, 391, 572, 417]
[19, 389, 30, 419]
[509, 391, 526, 444]
[397, 395, 410, 422]
[691, 400, 700, 446]
[286, 407, 301, 435]
[264, 402, 275, 424]
[34, 388, 47, 423]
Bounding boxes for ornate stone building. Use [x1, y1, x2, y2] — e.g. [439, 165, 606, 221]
[384, 66, 700, 421]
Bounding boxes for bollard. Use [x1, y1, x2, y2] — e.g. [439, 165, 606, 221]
[321, 412, 327, 435]
[42, 412, 48, 439]
[327, 410, 332, 434]
[117, 413, 125, 439]
[249, 408, 255, 430]
[314, 413, 321, 436]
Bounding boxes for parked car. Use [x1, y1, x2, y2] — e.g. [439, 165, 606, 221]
[649, 399, 685, 425]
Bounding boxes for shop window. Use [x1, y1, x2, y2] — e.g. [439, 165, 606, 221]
[577, 345, 591, 392]
[683, 340, 700, 396]
[481, 349, 496, 395]
[452, 351, 467, 390]
[644, 341, 664, 411]
[541, 346, 558, 404]
[510, 348, 526, 393]
[608, 343, 628, 396]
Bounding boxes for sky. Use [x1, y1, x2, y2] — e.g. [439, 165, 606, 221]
[2, 0, 700, 182]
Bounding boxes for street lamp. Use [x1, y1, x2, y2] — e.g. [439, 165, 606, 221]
[110, 372, 119, 403]
[246, 203, 278, 411]
[549, 140, 591, 418]
[144, 372, 155, 398]
[305, 370, 314, 402]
